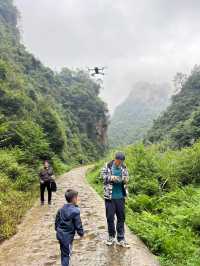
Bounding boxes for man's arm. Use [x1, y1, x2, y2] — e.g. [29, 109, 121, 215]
[102, 164, 113, 184]
[122, 166, 129, 184]
[74, 210, 84, 237]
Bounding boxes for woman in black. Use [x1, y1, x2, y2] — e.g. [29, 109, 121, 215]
[39, 160, 54, 205]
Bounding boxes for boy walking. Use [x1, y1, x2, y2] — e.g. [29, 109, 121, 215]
[55, 189, 84, 266]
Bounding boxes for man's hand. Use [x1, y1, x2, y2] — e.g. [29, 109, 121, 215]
[111, 175, 117, 182]
[111, 176, 122, 183]
[122, 176, 128, 184]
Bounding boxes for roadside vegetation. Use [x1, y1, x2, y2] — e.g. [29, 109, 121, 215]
[87, 142, 200, 266]
[0, 147, 71, 241]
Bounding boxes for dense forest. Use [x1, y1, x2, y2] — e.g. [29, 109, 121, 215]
[0, 0, 108, 240]
[146, 67, 200, 148]
[108, 82, 170, 147]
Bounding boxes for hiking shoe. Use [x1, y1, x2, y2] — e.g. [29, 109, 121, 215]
[48, 201, 52, 205]
[117, 239, 130, 248]
[41, 201, 44, 206]
[106, 236, 115, 246]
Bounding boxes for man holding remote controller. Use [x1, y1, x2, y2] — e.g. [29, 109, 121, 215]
[102, 152, 130, 248]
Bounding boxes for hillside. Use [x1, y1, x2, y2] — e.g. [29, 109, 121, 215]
[108, 82, 170, 147]
[146, 66, 200, 148]
[0, 0, 108, 240]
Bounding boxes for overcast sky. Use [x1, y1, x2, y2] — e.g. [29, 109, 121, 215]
[15, 0, 200, 112]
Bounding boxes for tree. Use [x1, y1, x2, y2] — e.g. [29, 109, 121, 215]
[173, 72, 187, 93]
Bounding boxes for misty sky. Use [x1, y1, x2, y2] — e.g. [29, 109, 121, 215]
[15, 0, 200, 112]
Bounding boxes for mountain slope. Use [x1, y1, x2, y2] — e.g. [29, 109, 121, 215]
[146, 66, 200, 148]
[0, 0, 108, 240]
[0, 0, 108, 162]
[108, 82, 170, 147]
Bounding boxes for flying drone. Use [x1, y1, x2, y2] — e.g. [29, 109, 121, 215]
[88, 67, 106, 76]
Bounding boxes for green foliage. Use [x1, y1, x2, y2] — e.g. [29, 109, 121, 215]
[51, 155, 72, 175]
[87, 142, 200, 266]
[146, 66, 200, 148]
[37, 105, 67, 158]
[86, 161, 104, 196]
[9, 120, 51, 162]
[0, 0, 108, 241]
[0, 0, 108, 164]
[0, 149, 38, 240]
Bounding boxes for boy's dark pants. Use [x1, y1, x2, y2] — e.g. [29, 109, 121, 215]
[40, 181, 52, 203]
[105, 198, 125, 241]
[59, 241, 72, 266]
[57, 231, 73, 266]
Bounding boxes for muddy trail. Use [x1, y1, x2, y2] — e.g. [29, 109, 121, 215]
[0, 167, 159, 266]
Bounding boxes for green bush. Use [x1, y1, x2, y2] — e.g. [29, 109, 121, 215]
[127, 194, 154, 212]
[0, 149, 26, 180]
[0, 147, 70, 241]
[9, 120, 52, 162]
[51, 155, 71, 175]
[0, 190, 34, 240]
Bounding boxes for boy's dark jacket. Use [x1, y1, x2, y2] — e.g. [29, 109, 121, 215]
[55, 204, 84, 243]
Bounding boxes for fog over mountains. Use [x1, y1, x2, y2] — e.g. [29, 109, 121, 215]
[108, 82, 171, 147]
[15, 0, 200, 112]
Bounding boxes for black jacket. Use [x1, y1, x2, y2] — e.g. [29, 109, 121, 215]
[39, 166, 53, 182]
[55, 204, 84, 243]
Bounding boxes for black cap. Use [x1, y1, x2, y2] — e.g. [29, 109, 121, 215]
[115, 152, 125, 161]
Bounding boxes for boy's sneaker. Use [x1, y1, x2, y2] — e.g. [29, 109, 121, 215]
[106, 236, 115, 246]
[117, 239, 130, 248]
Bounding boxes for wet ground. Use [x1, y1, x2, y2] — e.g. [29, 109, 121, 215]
[0, 167, 159, 266]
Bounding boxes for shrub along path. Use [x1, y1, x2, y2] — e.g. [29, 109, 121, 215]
[0, 167, 159, 266]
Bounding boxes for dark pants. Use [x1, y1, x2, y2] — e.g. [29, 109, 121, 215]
[57, 230, 73, 266]
[60, 241, 72, 266]
[105, 198, 125, 241]
[40, 181, 52, 203]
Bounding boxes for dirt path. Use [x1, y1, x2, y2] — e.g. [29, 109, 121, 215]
[0, 167, 159, 266]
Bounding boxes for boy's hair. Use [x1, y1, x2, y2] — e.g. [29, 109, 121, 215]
[65, 189, 78, 203]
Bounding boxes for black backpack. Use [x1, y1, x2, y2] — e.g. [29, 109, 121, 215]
[50, 179, 57, 192]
